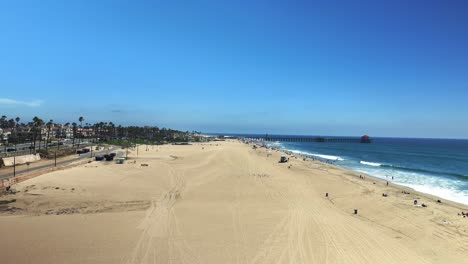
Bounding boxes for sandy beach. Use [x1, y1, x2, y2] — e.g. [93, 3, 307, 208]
[1, 140, 468, 264]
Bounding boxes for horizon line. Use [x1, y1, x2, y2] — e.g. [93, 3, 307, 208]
[204, 132, 468, 141]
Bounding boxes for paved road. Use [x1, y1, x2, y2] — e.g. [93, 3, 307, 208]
[0, 140, 91, 154]
[0, 146, 122, 180]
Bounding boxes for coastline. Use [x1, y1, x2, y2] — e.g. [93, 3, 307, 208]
[251, 139, 468, 209]
[257, 139, 468, 206]
[1, 139, 467, 263]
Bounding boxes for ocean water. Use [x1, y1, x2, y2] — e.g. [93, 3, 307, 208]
[232, 135, 468, 205]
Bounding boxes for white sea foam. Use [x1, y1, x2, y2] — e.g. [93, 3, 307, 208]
[289, 149, 344, 161]
[402, 184, 468, 205]
[353, 167, 468, 205]
[266, 141, 468, 205]
[360, 161, 382, 167]
[266, 141, 283, 148]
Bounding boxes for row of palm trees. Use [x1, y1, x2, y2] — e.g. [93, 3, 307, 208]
[1, 115, 21, 152]
[0, 115, 19, 129]
[1, 115, 193, 152]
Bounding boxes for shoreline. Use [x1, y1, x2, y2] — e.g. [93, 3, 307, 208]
[1, 139, 467, 263]
[264, 141, 466, 208]
[251, 139, 468, 207]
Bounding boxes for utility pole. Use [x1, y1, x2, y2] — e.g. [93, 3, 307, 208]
[54, 151, 57, 167]
[125, 140, 129, 160]
[13, 155, 16, 177]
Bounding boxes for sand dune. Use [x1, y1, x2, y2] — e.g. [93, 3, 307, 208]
[1, 140, 467, 263]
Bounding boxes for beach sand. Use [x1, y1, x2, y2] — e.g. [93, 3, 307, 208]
[1, 140, 468, 263]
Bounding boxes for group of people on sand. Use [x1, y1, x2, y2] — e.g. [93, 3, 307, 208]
[357, 175, 433, 208]
[458, 211, 468, 218]
[413, 199, 427, 207]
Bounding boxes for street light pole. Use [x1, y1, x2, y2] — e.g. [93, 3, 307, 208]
[13, 155, 16, 177]
[125, 140, 128, 160]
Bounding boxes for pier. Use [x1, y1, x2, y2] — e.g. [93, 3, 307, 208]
[243, 134, 372, 143]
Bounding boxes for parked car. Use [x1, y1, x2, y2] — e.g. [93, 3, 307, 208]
[279, 156, 288, 163]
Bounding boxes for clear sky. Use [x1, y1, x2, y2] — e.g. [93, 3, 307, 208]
[1, 0, 467, 138]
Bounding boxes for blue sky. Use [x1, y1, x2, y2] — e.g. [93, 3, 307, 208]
[1, 0, 467, 138]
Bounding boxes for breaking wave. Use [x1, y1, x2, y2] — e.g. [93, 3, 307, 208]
[360, 160, 467, 179]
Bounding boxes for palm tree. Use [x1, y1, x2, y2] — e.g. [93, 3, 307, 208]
[37, 118, 44, 150]
[45, 120, 53, 150]
[0, 115, 6, 152]
[15, 117, 20, 146]
[32, 117, 44, 151]
[31, 116, 39, 150]
[62, 123, 70, 145]
[97, 121, 104, 141]
[109, 122, 115, 139]
[78, 117, 84, 147]
[72, 122, 77, 146]
[117, 125, 123, 138]
[92, 124, 98, 143]
[8, 118, 15, 129]
[0, 115, 7, 129]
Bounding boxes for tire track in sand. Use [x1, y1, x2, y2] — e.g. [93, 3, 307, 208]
[125, 164, 200, 264]
[247, 154, 429, 264]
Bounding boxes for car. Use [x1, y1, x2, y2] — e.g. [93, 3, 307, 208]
[6, 148, 16, 152]
[95, 155, 104, 161]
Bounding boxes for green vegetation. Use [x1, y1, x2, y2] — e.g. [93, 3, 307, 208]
[102, 139, 140, 148]
[35, 148, 77, 159]
[1, 114, 200, 150]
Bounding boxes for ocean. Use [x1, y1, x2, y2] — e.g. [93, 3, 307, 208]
[228, 134, 468, 205]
